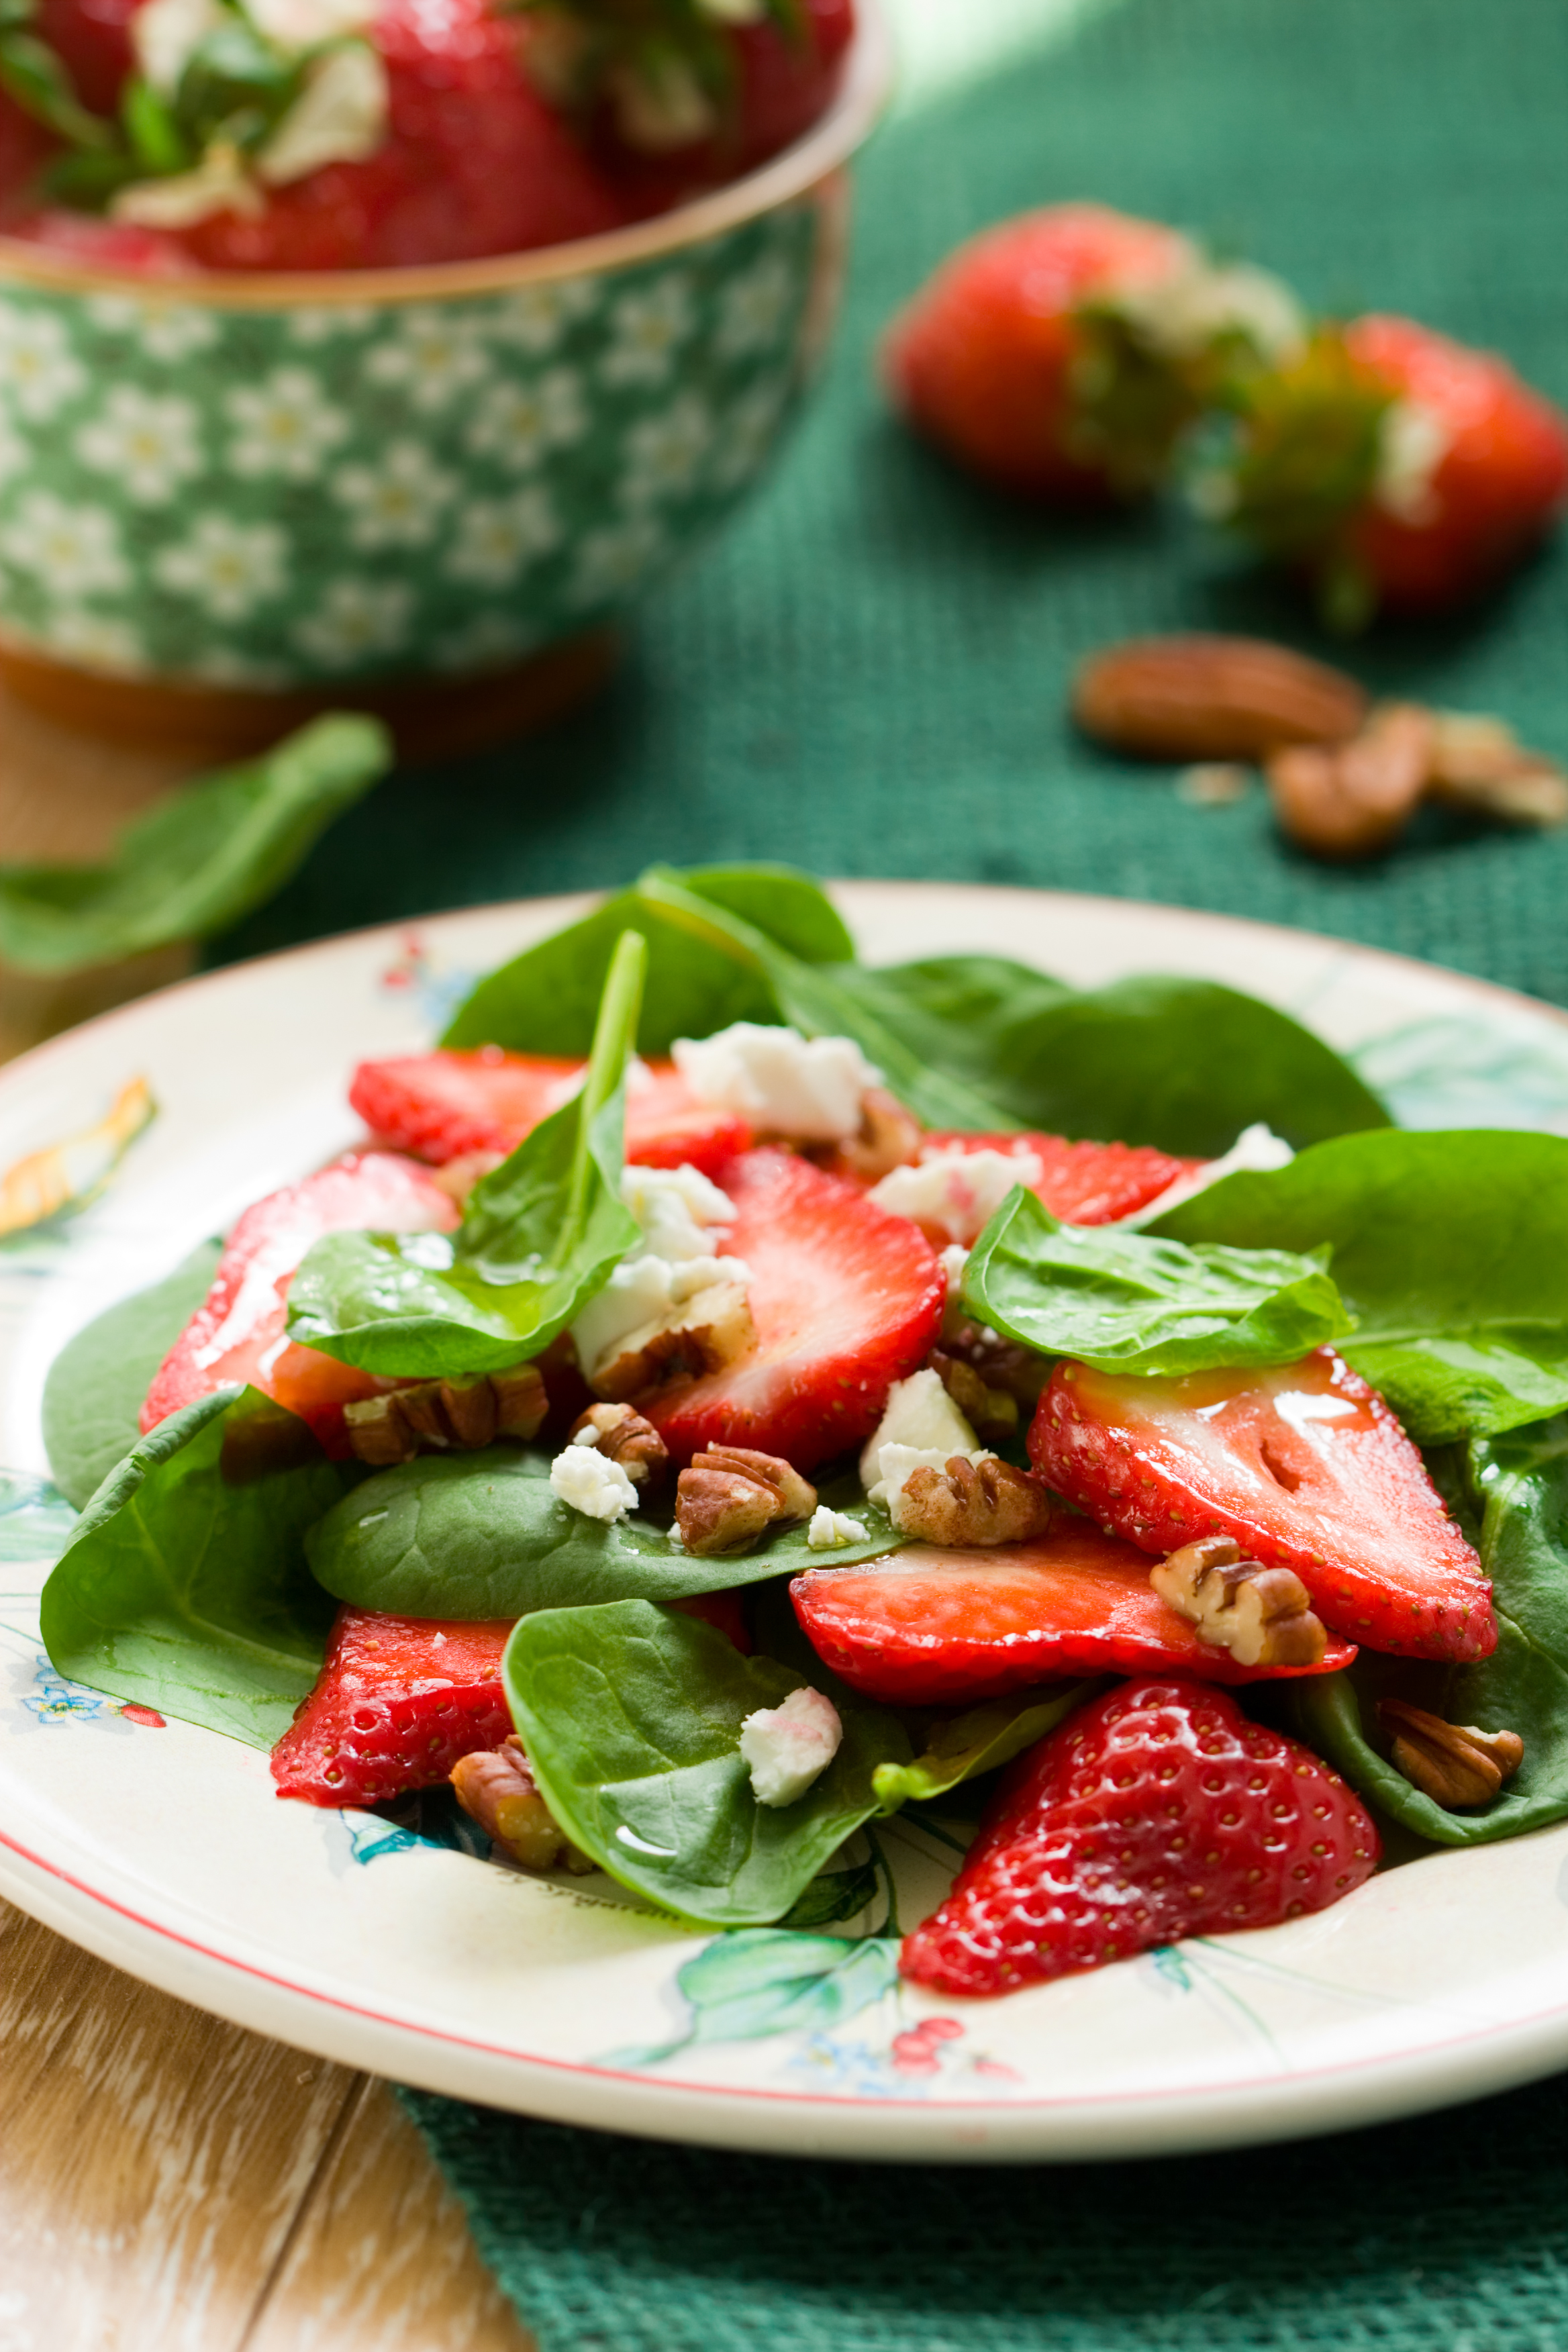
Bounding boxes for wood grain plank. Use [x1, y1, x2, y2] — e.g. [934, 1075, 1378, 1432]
[0, 1901, 358, 2352]
[244, 2080, 535, 2352]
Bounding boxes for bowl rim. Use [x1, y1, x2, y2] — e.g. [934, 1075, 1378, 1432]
[0, 1, 892, 310]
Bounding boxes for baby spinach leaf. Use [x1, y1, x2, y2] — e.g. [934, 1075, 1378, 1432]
[1293, 1417, 1568, 1847]
[964, 1187, 1353, 1375]
[502, 1600, 912, 1927]
[288, 930, 644, 1377]
[40, 1387, 342, 1748]
[0, 716, 390, 975]
[826, 963, 1389, 1157]
[42, 1238, 222, 1508]
[442, 863, 852, 1055]
[1157, 1130, 1568, 1440]
[306, 1448, 903, 1618]
[607, 1928, 899, 2065]
[630, 870, 1009, 1132]
[871, 1681, 1099, 1808]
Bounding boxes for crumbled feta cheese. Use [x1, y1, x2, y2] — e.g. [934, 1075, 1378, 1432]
[620, 1163, 736, 1262]
[869, 1144, 1042, 1246]
[672, 1022, 879, 1142]
[113, 139, 264, 227]
[569, 1248, 752, 1380]
[1132, 1124, 1295, 1223]
[874, 1442, 995, 1522]
[806, 1505, 869, 1549]
[550, 1442, 638, 1522]
[739, 1686, 843, 1806]
[860, 1367, 979, 1493]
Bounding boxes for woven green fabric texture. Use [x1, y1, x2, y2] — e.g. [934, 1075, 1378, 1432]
[214, 0, 1568, 2337]
[401, 2073, 1568, 2351]
[222, 0, 1568, 1007]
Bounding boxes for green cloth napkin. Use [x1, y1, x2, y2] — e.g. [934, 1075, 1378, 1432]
[212, 0, 1568, 2335]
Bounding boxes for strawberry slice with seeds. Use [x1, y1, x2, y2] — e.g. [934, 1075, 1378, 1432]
[924, 1132, 1202, 1226]
[644, 1148, 945, 1470]
[900, 1675, 1380, 1996]
[271, 1609, 515, 1807]
[350, 1050, 750, 1177]
[791, 1521, 1355, 1704]
[141, 1153, 458, 1451]
[1031, 1347, 1494, 1662]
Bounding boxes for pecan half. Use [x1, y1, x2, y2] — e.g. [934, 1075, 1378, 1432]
[343, 1363, 547, 1467]
[450, 1736, 594, 1873]
[1426, 711, 1568, 828]
[1268, 701, 1434, 861]
[588, 1280, 754, 1404]
[893, 1454, 1052, 1546]
[676, 1446, 818, 1557]
[1073, 635, 1368, 762]
[567, 1402, 669, 1486]
[938, 1319, 1051, 1408]
[928, 1349, 1019, 1445]
[1379, 1698, 1524, 1810]
[1150, 1534, 1326, 1667]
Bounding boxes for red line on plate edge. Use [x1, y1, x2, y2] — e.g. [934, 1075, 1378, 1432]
[5, 1819, 1568, 2121]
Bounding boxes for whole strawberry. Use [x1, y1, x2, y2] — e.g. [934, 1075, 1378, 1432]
[901, 1675, 1379, 1998]
[882, 203, 1304, 501]
[1204, 315, 1568, 626]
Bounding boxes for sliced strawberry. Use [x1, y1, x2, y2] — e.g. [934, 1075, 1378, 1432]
[643, 1147, 945, 1471]
[141, 1152, 458, 1451]
[350, 1050, 751, 1178]
[901, 1675, 1380, 1996]
[271, 1608, 514, 1806]
[924, 1132, 1202, 1226]
[1032, 1348, 1494, 1663]
[791, 1520, 1355, 1704]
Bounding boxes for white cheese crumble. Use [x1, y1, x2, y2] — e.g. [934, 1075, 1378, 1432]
[569, 1250, 752, 1381]
[113, 140, 264, 227]
[1130, 1124, 1295, 1223]
[258, 42, 388, 185]
[672, 1022, 879, 1142]
[859, 1367, 979, 1493]
[869, 1144, 1042, 1246]
[739, 1686, 843, 1807]
[806, 1505, 869, 1549]
[620, 1163, 736, 1261]
[549, 1443, 638, 1522]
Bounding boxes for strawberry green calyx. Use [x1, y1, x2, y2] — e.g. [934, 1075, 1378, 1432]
[520, 0, 801, 152]
[1193, 327, 1400, 634]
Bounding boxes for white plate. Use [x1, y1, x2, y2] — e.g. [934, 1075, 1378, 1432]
[5, 883, 1568, 2165]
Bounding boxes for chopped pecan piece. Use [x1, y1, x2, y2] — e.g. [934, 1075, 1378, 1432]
[928, 1348, 1020, 1445]
[567, 1402, 669, 1486]
[344, 1363, 548, 1466]
[893, 1454, 1053, 1546]
[1267, 702, 1434, 860]
[818, 1088, 925, 1185]
[1426, 712, 1568, 828]
[430, 1150, 505, 1208]
[676, 1446, 818, 1557]
[939, 1319, 1051, 1407]
[1073, 635, 1368, 762]
[1150, 1534, 1326, 1667]
[451, 1736, 594, 1873]
[588, 1280, 754, 1404]
[1379, 1698, 1524, 1810]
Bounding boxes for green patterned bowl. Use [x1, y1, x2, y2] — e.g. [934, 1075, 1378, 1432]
[0, 12, 889, 750]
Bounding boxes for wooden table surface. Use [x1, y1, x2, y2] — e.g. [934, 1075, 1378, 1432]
[0, 685, 534, 2352]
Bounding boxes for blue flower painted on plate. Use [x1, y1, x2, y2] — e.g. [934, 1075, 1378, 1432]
[9, 1651, 135, 1734]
